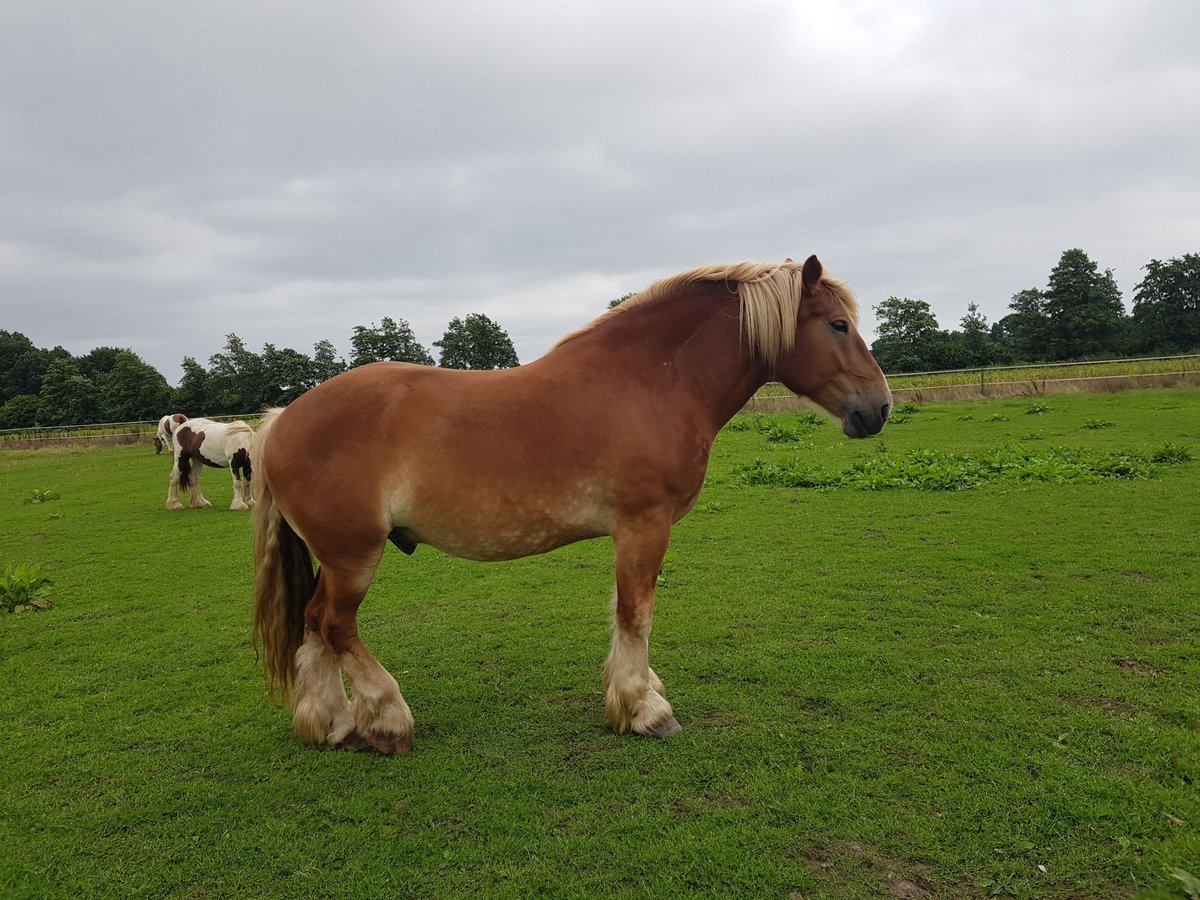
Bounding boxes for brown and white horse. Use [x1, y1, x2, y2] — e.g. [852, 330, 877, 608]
[252, 256, 891, 753]
[167, 418, 256, 511]
[153, 413, 188, 455]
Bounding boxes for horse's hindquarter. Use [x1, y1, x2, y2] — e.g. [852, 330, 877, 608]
[268, 361, 714, 562]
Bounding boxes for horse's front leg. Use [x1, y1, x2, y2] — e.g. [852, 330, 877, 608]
[604, 518, 680, 737]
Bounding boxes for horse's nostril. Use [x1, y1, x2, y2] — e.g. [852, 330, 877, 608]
[881, 403, 891, 421]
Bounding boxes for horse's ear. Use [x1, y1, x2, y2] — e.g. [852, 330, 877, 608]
[801, 255, 822, 292]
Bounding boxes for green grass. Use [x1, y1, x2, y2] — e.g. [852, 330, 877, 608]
[1, 389, 1198, 898]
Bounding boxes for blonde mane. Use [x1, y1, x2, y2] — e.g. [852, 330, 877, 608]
[555, 259, 859, 369]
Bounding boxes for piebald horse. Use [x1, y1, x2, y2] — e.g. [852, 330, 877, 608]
[153, 413, 188, 455]
[166, 418, 256, 511]
[253, 256, 890, 753]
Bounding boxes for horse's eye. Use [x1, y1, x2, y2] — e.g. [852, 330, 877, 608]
[831, 320, 850, 334]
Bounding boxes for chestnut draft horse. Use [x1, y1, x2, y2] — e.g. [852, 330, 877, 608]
[167, 417, 255, 511]
[252, 256, 891, 753]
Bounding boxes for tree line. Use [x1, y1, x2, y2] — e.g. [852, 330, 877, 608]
[869, 249, 1199, 373]
[0, 313, 519, 429]
[2, 247, 1196, 428]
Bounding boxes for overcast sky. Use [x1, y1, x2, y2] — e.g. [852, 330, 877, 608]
[2, 1, 1197, 383]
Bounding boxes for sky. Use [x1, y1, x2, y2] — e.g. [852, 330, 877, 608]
[2, 0, 1198, 384]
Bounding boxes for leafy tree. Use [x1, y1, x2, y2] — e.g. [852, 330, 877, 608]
[350, 317, 433, 367]
[1132, 253, 1200, 353]
[952, 303, 1008, 367]
[0, 394, 40, 429]
[37, 357, 100, 425]
[870, 297, 944, 373]
[0, 331, 64, 403]
[996, 288, 1049, 362]
[96, 350, 172, 421]
[434, 314, 520, 370]
[206, 333, 266, 413]
[76, 347, 125, 380]
[260, 343, 317, 405]
[312, 339, 347, 383]
[1041, 249, 1127, 359]
[608, 292, 636, 309]
[173, 356, 211, 415]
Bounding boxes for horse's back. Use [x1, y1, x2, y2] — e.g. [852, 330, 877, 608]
[264, 362, 628, 559]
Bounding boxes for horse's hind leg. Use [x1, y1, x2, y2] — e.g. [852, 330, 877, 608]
[188, 464, 211, 508]
[302, 559, 413, 754]
[604, 518, 680, 737]
[229, 448, 253, 511]
[229, 470, 249, 511]
[291, 630, 355, 747]
[166, 461, 184, 510]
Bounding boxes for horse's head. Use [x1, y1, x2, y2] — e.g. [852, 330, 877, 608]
[773, 256, 891, 438]
[155, 414, 186, 454]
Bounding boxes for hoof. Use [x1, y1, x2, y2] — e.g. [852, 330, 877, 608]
[649, 717, 682, 739]
[365, 732, 412, 755]
[340, 730, 411, 754]
[339, 732, 371, 752]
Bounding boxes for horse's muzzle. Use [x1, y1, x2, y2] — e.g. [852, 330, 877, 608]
[841, 401, 890, 438]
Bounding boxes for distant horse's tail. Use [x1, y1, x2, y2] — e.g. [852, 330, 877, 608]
[251, 407, 316, 703]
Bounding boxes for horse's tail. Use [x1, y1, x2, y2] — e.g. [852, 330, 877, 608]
[177, 452, 194, 494]
[251, 407, 315, 703]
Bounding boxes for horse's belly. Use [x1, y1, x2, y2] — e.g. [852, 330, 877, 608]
[390, 484, 612, 562]
[422, 521, 605, 562]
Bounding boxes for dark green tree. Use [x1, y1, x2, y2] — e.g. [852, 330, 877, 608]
[869, 297, 944, 373]
[434, 314, 520, 370]
[608, 292, 636, 309]
[1132, 253, 1200, 353]
[206, 333, 266, 413]
[995, 288, 1049, 362]
[312, 339, 347, 383]
[1041, 249, 1127, 359]
[37, 357, 100, 425]
[0, 331, 63, 403]
[260, 344, 317, 406]
[96, 350, 172, 421]
[77, 347, 125, 380]
[173, 356, 212, 415]
[350, 317, 433, 367]
[950, 303, 1008, 367]
[0, 393, 40, 429]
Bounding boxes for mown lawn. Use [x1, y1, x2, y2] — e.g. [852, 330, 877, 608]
[1, 388, 1197, 899]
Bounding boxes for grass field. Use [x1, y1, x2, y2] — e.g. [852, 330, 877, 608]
[1, 388, 1198, 898]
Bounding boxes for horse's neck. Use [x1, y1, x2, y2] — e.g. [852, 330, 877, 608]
[559, 284, 768, 432]
[669, 289, 770, 429]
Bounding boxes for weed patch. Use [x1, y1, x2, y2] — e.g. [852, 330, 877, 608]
[1, 562, 53, 613]
[732, 445, 1182, 491]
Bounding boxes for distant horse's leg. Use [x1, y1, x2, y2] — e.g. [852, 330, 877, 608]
[303, 559, 413, 754]
[230, 448, 253, 511]
[229, 469, 249, 511]
[166, 457, 184, 510]
[604, 519, 680, 737]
